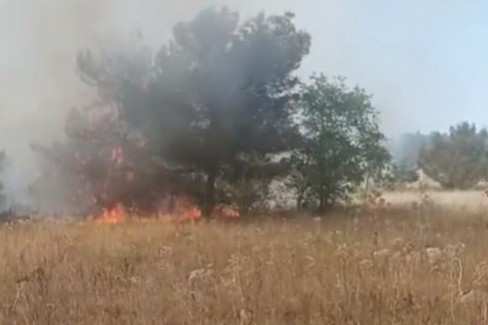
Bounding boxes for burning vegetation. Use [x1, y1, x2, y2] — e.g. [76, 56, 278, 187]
[94, 203, 125, 225]
[23, 7, 389, 221]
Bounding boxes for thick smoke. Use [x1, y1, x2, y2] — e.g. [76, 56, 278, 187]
[0, 0, 123, 207]
[1, 0, 433, 209]
[0, 0, 311, 208]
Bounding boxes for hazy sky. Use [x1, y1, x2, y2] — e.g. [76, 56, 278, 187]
[0, 0, 487, 199]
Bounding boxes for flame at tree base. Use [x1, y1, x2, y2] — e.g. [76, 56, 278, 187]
[93, 203, 125, 225]
[90, 199, 239, 225]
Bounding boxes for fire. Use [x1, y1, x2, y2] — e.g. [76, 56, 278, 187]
[183, 207, 202, 221]
[111, 146, 124, 166]
[213, 204, 240, 219]
[91, 198, 239, 225]
[94, 203, 125, 224]
[180, 197, 202, 221]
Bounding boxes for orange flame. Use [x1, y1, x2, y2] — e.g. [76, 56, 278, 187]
[91, 198, 239, 225]
[94, 203, 125, 224]
[180, 197, 202, 221]
[111, 146, 124, 166]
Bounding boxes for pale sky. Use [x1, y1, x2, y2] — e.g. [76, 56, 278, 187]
[0, 0, 487, 199]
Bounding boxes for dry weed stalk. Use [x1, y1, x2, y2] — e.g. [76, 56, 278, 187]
[0, 208, 486, 323]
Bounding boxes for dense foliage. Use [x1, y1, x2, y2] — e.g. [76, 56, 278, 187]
[31, 7, 389, 216]
[289, 76, 390, 211]
[419, 122, 488, 189]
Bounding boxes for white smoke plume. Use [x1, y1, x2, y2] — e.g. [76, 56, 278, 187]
[0, 0, 343, 206]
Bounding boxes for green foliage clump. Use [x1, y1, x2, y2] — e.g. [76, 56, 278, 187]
[419, 122, 488, 189]
[32, 7, 390, 216]
[289, 75, 390, 211]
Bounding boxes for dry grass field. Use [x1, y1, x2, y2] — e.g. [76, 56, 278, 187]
[2, 192, 488, 324]
[384, 190, 488, 212]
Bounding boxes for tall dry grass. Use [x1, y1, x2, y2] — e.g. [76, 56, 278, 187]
[383, 189, 488, 213]
[2, 207, 488, 324]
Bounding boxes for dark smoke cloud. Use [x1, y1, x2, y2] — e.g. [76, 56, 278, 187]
[0, 0, 123, 204]
[0, 0, 348, 206]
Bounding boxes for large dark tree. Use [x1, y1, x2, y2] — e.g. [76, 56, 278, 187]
[33, 7, 393, 217]
[290, 75, 390, 211]
[77, 7, 311, 216]
[419, 122, 488, 189]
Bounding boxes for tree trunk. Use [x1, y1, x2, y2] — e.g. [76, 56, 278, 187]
[297, 193, 304, 211]
[318, 196, 326, 213]
[203, 168, 217, 217]
[363, 171, 371, 205]
[318, 182, 327, 213]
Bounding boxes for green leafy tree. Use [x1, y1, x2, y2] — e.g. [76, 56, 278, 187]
[77, 7, 311, 216]
[380, 162, 419, 191]
[419, 122, 488, 189]
[391, 162, 419, 183]
[290, 75, 390, 211]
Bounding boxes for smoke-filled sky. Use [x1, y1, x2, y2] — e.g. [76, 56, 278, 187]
[1, 0, 488, 201]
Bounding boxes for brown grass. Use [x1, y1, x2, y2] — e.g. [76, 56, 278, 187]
[2, 207, 488, 324]
[384, 189, 488, 212]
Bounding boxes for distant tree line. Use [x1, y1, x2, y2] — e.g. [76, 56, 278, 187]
[388, 122, 488, 190]
[419, 122, 488, 189]
[29, 7, 391, 216]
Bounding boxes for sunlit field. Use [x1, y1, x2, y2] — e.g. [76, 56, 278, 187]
[2, 196, 488, 324]
[384, 190, 488, 212]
